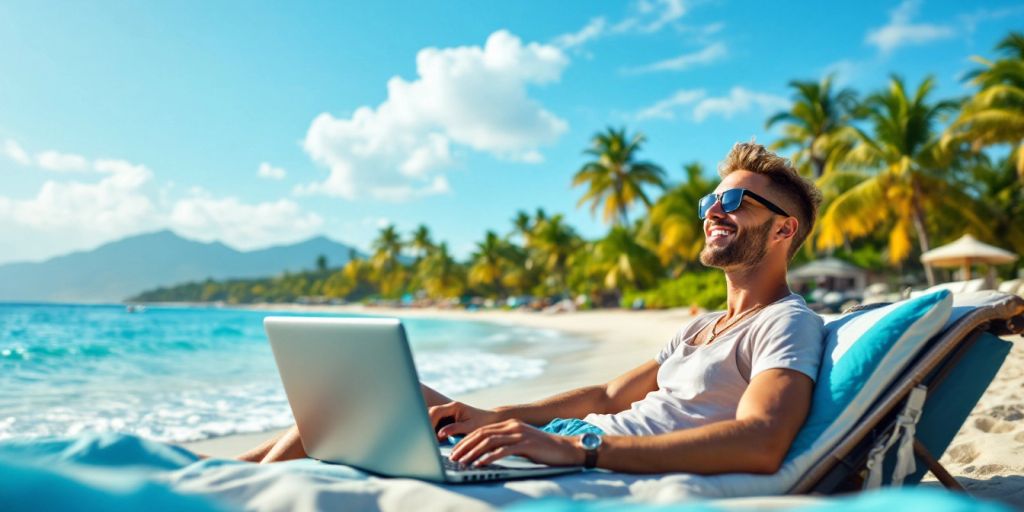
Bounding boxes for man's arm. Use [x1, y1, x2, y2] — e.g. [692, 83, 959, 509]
[596, 368, 813, 473]
[451, 368, 813, 473]
[431, 359, 660, 438]
[495, 359, 660, 423]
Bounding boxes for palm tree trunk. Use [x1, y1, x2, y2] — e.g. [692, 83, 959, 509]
[614, 180, 629, 227]
[812, 154, 825, 180]
[910, 182, 935, 286]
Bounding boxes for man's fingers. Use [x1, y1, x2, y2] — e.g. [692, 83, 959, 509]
[474, 446, 518, 467]
[437, 420, 474, 439]
[449, 420, 523, 458]
[427, 401, 457, 426]
[454, 434, 520, 464]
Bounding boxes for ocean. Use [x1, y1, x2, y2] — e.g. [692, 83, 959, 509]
[0, 303, 587, 443]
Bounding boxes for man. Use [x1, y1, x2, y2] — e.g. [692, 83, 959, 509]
[240, 142, 826, 475]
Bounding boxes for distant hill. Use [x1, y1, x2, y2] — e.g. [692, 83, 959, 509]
[0, 230, 364, 303]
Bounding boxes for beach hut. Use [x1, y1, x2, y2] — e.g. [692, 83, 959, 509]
[920, 234, 1019, 283]
[789, 257, 868, 293]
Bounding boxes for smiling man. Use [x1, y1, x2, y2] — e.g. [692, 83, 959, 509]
[243, 142, 826, 475]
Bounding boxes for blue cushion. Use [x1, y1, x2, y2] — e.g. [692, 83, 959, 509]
[502, 488, 1011, 511]
[786, 291, 952, 460]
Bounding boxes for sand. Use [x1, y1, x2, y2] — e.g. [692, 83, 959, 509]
[183, 304, 1024, 507]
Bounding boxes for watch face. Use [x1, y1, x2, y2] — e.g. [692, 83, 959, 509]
[581, 432, 601, 450]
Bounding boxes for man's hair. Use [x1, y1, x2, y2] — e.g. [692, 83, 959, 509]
[718, 142, 822, 259]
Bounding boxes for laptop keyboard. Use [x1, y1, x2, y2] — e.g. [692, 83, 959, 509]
[442, 457, 504, 472]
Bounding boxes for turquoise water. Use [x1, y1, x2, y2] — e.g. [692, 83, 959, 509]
[0, 304, 587, 442]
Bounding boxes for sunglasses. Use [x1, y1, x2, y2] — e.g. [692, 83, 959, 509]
[698, 188, 790, 220]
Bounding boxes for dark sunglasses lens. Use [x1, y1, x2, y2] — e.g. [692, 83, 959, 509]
[698, 193, 717, 219]
[721, 189, 744, 213]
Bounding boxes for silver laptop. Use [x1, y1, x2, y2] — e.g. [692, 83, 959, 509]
[263, 316, 583, 483]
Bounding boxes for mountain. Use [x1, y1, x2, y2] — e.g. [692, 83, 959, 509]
[0, 230, 364, 303]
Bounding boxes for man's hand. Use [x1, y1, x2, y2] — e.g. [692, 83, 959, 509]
[448, 419, 583, 467]
[427, 401, 501, 440]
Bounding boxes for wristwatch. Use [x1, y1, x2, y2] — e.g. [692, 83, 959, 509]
[579, 432, 602, 469]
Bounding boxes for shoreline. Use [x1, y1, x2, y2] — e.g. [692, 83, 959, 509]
[183, 304, 696, 457]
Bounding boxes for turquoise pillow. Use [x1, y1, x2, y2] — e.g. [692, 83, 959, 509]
[785, 291, 952, 460]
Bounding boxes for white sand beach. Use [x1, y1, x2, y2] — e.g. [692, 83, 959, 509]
[183, 305, 1024, 507]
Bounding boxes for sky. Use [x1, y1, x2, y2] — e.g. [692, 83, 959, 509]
[1, 0, 1022, 265]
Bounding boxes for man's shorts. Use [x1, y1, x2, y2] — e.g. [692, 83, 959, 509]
[539, 418, 604, 437]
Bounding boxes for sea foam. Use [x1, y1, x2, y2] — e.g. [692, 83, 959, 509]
[0, 304, 585, 443]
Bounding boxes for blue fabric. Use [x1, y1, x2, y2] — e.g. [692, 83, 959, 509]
[786, 291, 952, 460]
[541, 418, 605, 437]
[899, 332, 1012, 485]
[0, 433, 227, 512]
[502, 488, 1011, 511]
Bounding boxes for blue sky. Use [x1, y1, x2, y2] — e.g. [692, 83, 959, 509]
[1, 0, 1021, 265]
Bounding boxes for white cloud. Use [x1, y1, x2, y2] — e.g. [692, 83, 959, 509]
[822, 59, 858, 87]
[959, 6, 1024, 35]
[554, 17, 607, 50]
[169, 190, 324, 250]
[693, 87, 788, 122]
[635, 89, 706, 120]
[866, 0, 955, 54]
[551, 0, 700, 51]
[369, 175, 451, 203]
[36, 150, 89, 172]
[636, 87, 787, 123]
[623, 42, 727, 74]
[300, 30, 568, 202]
[258, 162, 287, 180]
[613, 0, 687, 34]
[0, 144, 330, 263]
[0, 159, 156, 237]
[360, 216, 391, 229]
[3, 139, 31, 166]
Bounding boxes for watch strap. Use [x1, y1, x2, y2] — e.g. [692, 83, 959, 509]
[584, 446, 598, 469]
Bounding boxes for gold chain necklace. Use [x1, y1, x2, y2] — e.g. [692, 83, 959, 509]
[704, 304, 768, 345]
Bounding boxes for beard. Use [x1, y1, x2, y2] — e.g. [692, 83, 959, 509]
[699, 217, 773, 269]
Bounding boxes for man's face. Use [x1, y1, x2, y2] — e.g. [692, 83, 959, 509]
[699, 171, 784, 270]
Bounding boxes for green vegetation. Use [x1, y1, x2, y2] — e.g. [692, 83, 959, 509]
[132, 32, 1024, 309]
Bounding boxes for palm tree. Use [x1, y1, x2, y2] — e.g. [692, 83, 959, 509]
[640, 162, 718, 275]
[572, 127, 667, 226]
[409, 224, 435, 262]
[962, 155, 1024, 256]
[946, 31, 1024, 181]
[468, 231, 516, 298]
[370, 224, 406, 297]
[529, 214, 583, 296]
[511, 210, 533, 244]
[816, 76, 971, 285]
[767, 75, 858, 179]
[589, 225, 662, 293]
[420, 242, 466, 299]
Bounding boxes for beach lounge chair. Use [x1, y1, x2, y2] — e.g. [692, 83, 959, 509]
[997, 278, 1022, 297]
[790, 290, 1023, 494]
[911, 278, 989, 298]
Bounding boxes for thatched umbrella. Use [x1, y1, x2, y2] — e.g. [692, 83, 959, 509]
[920, 234, 1019, 280]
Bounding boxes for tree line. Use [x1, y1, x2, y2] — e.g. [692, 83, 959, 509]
[131, 32, 1024, 309]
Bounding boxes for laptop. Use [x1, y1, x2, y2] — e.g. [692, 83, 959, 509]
[263, 316, 583, 483]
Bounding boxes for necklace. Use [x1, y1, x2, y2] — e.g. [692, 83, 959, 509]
[704, 304, 768, 345]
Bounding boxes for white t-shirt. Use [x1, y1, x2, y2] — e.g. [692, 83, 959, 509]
[583, 293, 825, 436]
